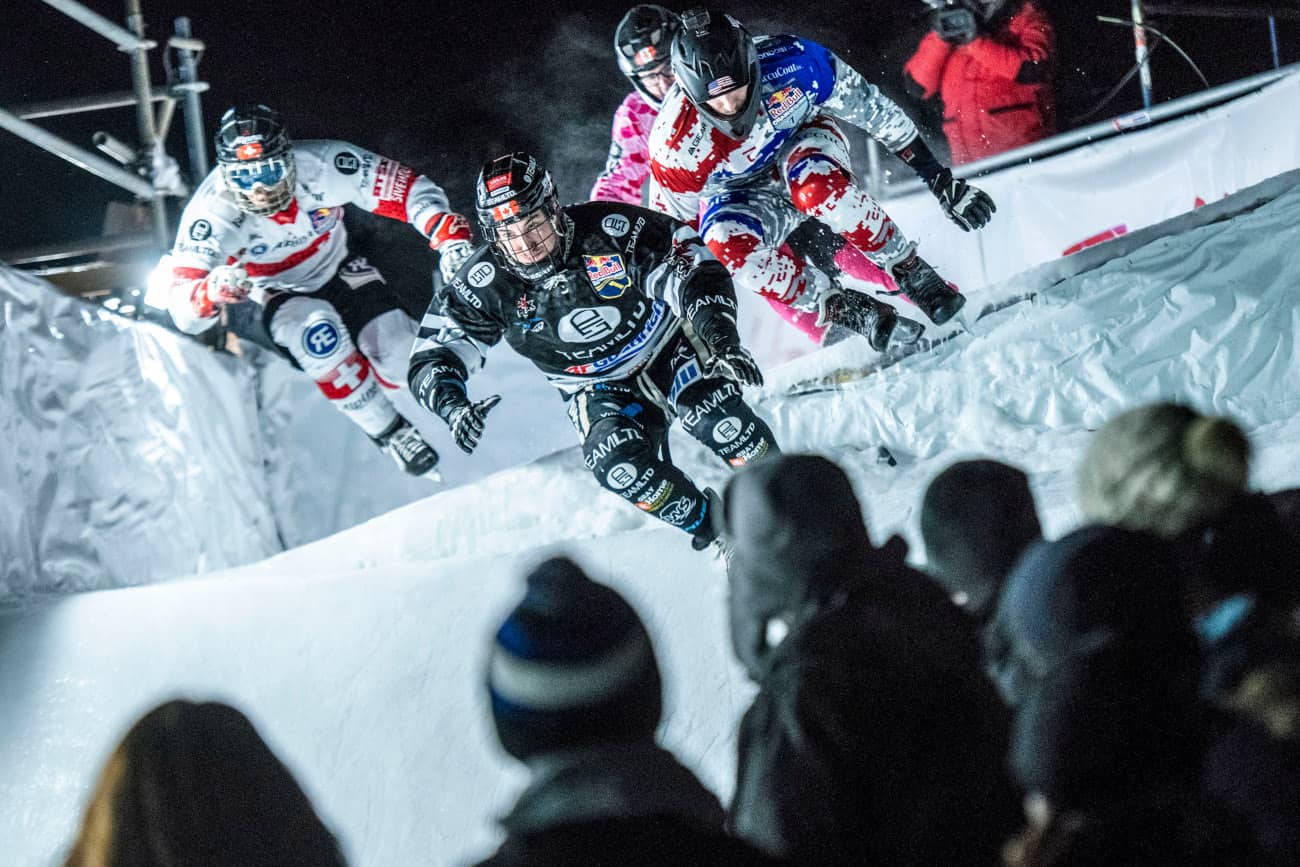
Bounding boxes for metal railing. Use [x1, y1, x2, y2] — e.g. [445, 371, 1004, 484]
[872, 61, 1300, 199]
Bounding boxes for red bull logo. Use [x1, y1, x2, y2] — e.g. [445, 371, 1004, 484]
[766, 85, 806, 127]
[583, 254, 631, 299]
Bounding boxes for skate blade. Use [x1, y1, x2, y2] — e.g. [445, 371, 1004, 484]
[891, 316, 925, 347]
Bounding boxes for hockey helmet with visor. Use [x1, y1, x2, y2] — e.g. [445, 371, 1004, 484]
[475, 152, 572, 282]
[214, 104, 296, 216]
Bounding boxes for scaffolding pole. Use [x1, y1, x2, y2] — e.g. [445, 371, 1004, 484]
[0, 106, 153, 197]
[39, 0, 153, 51]
[124, 0, 169, 249]
[173, 17, 209, 180]
[1132, 0, 1155, 109]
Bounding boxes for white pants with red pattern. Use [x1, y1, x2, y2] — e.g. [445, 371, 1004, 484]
[701, 117, 912, 340]
[267, 298, 415, 438]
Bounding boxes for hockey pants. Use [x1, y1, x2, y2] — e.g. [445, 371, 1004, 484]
[566, 332, 779, 536]
[702, 117, 911, 330]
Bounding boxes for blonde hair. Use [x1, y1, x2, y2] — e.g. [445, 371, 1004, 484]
[1078, 402, 1250, 539]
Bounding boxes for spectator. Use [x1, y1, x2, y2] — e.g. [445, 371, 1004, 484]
[905, 1, 1056, 165]
[476, 556, 784, 867]
[920, 457, 1042, 622]
[1078, 401, 1300, 861]
[987, 525, 1255, 866]
[62, 700, 348, 867]
[721, 454, 1018, 865]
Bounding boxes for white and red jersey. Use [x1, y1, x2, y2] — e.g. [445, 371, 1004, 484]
[165, 140, 469, 334]
[648, 35, 919, 227]
[589, 90, 660, 205]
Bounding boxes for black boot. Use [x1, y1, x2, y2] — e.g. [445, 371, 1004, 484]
[372, 417, 441, 478]
[691, 487, 730, 557]
[890, 251, 966, 326]
[822, 291, 924, 352]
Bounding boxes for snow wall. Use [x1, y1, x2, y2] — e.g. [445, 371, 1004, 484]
[5, 165, 1300, 865]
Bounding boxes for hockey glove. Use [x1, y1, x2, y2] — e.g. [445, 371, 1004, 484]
[928, 168, 996, 231]
[204, 264, 252, 304]
[707, 345, 764, 388]
[444, 393, 501, 454]
[436, 240, 475, 285]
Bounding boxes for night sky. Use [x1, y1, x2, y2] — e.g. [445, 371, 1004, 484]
[4, 0, 1295, 252]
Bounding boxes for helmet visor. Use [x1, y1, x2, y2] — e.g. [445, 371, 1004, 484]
[222, 158, 290, 191]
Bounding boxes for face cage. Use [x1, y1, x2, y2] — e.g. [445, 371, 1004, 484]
[483, 201, 571, 281]
[220, 153, 297, 216]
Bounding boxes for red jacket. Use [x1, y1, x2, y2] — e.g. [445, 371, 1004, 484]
[904, 1, 1056, 165]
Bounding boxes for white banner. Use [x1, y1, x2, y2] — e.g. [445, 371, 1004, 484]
[743, 71, 1300, 363]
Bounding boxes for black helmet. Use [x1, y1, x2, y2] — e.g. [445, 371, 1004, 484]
[474, 152, 572, 281]
[671, 8, 761, 140]
[615, 5, 681, 109]
[214, 104, 296, 216]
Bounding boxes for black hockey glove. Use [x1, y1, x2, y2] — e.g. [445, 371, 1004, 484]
[707, 344, 764, 388]
[443, 394, 501, 455]
[928, 168, 996, 231]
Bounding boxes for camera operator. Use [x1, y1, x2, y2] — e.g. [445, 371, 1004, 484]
[904, 0, 1056, 165]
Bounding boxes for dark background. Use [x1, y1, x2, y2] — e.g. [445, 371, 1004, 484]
[2, 0, 1295, 251]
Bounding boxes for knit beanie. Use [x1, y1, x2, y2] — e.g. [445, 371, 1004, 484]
[920, 459, 1041, 616]
[487, 557, 663, 762]
[1077, 402, 1250, 539]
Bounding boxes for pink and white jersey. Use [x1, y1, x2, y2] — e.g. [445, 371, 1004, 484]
[166, 139, 469, 333]
[589, 91, 659, 205]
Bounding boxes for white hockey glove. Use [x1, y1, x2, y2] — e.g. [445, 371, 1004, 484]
[202, 265, 252, 305]
[928, 168, 996, 232]
[437, 240, 475, 285]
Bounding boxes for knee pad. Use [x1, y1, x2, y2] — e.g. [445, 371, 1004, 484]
[678, 380, 777, 467]
[583, 417, 657, 498]
[270, 296, 378, 400]
[789, 160, 855, 217]
[704, 222, 802, 303]
[357, 308, 417, 388]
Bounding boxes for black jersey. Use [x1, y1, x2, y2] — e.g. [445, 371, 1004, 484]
[408, 201, 740, 405]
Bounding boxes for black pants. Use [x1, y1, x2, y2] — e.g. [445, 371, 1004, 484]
[259, 207, 437, 367]
[566, 331, 779, 536]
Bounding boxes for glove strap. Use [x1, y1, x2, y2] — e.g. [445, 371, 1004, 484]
[893, 134, 944, 186]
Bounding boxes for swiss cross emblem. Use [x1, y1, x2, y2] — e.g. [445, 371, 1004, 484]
[634, 45, 658, 66]
[236, 141, 264, 160]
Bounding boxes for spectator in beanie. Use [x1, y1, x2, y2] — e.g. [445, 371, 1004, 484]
[920, 457, 1042, 624]
[721, 454, 1018, 866]
[475, 556, 786, 867]
[987, 525, 1256, 867]
[905, 0, 1056, 164]
[62, 700, 349, 867]
[1077, 402, 1300, 699]
[1079, 403, 1300, 865]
